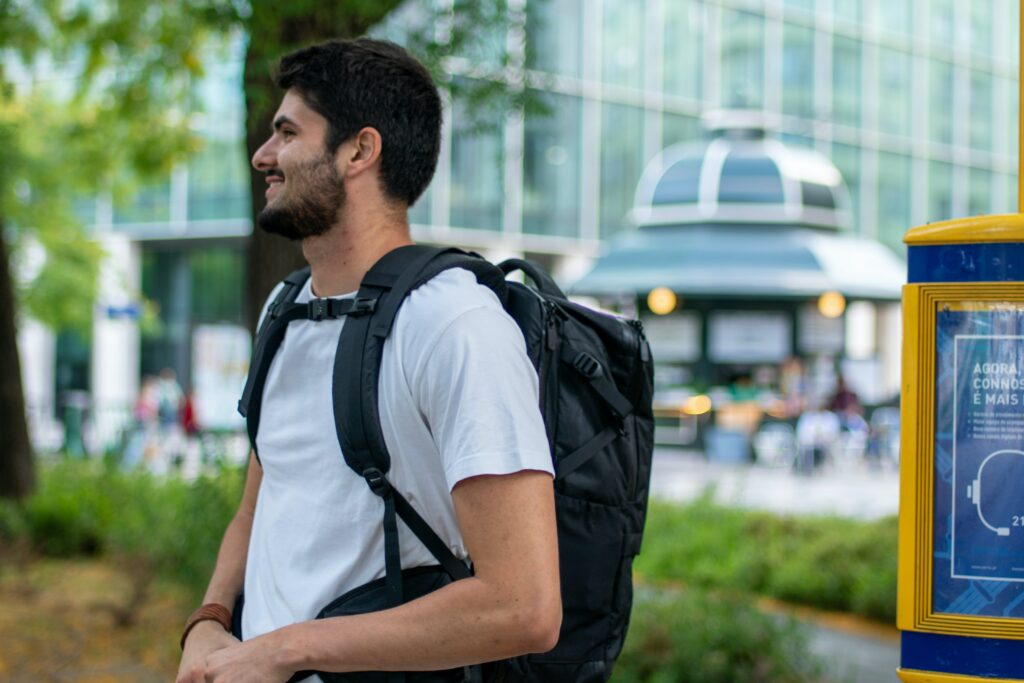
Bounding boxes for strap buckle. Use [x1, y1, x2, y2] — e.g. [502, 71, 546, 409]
[362, 467, 392, 496]
[308, 298, 331, 321]
[573, 352, 602, 378]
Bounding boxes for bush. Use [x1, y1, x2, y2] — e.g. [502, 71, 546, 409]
[612, 587, 826, 683]
[1, 458, 244, 600]
[635, 496, 898, 623]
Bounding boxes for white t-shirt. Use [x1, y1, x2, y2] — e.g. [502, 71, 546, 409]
[241, 267, 553, 663]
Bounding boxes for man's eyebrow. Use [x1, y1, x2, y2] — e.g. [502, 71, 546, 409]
[272, 115, 299, 133]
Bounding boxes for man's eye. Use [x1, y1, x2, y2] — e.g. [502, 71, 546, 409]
[282, 129, 296, 139]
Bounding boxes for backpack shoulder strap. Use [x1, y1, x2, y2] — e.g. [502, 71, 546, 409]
[238, 266, 310, 457]
[332, 245, 507, 604]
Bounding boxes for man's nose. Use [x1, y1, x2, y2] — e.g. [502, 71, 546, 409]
[252, 138, 276, 171]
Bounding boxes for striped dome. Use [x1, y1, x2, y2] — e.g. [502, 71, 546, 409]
[631, 119, 851, 232]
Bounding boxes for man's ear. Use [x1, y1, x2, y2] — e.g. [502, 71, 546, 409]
[338, 127, 383, 178]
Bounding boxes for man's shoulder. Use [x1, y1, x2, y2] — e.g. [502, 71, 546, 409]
[398, 267, 507, 333]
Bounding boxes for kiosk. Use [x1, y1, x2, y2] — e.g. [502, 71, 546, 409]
[898, 217, 1024, 681]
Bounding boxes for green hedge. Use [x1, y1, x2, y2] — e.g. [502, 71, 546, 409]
[0, 458, 243, 598]
[636, 495, 898, 623]
[613, 587, 825, 683]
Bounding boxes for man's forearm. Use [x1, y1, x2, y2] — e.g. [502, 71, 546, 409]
[270, 570, 559, 674]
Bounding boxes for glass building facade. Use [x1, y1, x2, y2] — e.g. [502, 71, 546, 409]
[101, 0, 1020, 265]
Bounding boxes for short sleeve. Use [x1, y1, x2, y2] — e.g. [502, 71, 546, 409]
[411, 305, 553, 490]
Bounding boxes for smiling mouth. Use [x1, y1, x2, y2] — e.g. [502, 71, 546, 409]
[265, 170, 284, 197]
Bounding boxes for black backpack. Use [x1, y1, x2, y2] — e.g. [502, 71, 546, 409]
[238, 245, 654, 683]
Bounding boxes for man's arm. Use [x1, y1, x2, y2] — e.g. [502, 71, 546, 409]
[177, 451, 262, 680]
[203, 469, 560, 679]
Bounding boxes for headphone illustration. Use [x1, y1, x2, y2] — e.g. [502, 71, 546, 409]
[966, 449, 1024, 537]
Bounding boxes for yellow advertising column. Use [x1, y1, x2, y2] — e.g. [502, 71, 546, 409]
[898, 216, 1024, 682]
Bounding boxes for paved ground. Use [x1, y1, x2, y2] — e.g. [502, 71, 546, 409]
[649, 448, 902, 683]
[650, 447, 901, 519]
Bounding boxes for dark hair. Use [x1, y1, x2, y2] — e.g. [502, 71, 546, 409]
[276, 38, 442, 207]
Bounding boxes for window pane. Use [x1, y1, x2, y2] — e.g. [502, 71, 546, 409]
[784, 0, 814, 14]
[969, 1, 993, 58]
[661, 112, 701, 148]
[449, 84, 504, 231]
[969, 70, 993, 152]
[720, 9, 764, 108]
[877, 152, 911, 249]
[188, 138, 249, 221]
[599, 103, 645, 236]
[928, 160, 954, 222]
[832, 36, 861, 127]
[409, 181, 432, 225]
[602, 0, 645, 87]
[876, 0, 910, 36]
[968, 168, 992, 217]
[782, 24, 814, 118]
[832, 0, 861, 25]
[113, 181, 171, 224]
[929, 61, 954, 145]
[831, 142, 860, 230]
[878, 48, 910, 136]
[718, 155, 785, 203]
[189, 247, 245, 324]
[663, 0, 703, 100]
[523, 92, 581, 237]
[930, 0, 954, 46]
[526, 0, 582, 78]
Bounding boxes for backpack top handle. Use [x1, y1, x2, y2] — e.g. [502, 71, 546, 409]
[498, 258, 567, 299]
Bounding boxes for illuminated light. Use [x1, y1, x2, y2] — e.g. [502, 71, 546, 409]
[817, 290, 846, 319]
[647, 287, 678, 315]
[683, 394, 712, 416]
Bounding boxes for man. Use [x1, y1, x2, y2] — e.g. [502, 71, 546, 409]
[177, 39, 560, 683]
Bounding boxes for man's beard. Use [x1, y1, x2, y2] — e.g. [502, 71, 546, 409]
[257, 154, 346, 241]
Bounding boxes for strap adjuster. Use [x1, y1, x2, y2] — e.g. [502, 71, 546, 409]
[349, 297, 378, 317]
[573, 352, 602, 378]
[362, 467, 391, 496]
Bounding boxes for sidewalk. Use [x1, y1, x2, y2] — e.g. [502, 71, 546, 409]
[650, 448, 901, 520]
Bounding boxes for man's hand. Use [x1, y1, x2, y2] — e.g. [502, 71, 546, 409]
[175, 621, 241, 683]
[189, 632, 297, 683]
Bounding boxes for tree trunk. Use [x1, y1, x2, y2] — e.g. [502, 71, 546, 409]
[0, 226, 36, 499]
[243, 4, 404, 332]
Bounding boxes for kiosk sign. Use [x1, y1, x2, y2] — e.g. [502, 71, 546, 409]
[935, 304, 1024, 617]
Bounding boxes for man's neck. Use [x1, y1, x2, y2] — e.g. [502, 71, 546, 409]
[303, 209, 412, 297]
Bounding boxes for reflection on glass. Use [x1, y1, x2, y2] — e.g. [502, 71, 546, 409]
[523, 92, 581, 237]
[661, 112, 700, 148]
[720, 9, 764, 108]
[832, 0, 861, 25]
[878, 48, 910, 137]
[526, 0, 582, 77]
[602, 0, 645, 87]
[930, 61, 954, 145]
[928, 160, 954, 222]
[930, 0, 954, 46]
[968, 168, 992, 217]
[969, 1, 993, 58]
[876, 0, 910, 35]
[113, 180, 171, 225]
[663, 0, 703, 100]
[782, 23, 814, 118]
[188, 138, 249, 221]
[832, 36, 861, 127]
[449, 83, 504, 231]
[831, 142, 860, 230]
[877, 151, 911, 249]
[599, 103, 644, 237]
[969, 70, 993, 152]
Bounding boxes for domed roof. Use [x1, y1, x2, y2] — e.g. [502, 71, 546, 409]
[631, 116, 852, 231]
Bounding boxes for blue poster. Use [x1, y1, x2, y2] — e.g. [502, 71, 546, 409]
[934, 307, 1024, 618]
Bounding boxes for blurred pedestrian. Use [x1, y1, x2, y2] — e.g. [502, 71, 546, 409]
[796, 402, 840, 474]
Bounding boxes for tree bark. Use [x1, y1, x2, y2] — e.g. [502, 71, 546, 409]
[0, 225, 36, 499]
[243, 4, 403, 332]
